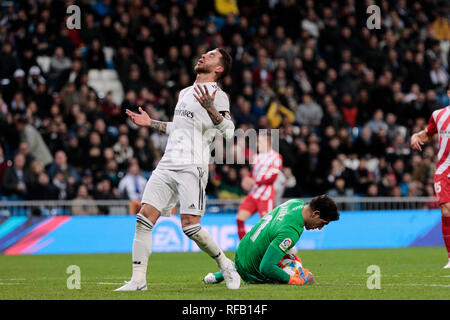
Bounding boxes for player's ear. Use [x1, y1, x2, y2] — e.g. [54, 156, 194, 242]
[312, 210, 321, 218]
[215, 65, 224, 75]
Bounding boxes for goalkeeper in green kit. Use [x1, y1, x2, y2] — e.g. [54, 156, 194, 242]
[202, 195, 339, 286]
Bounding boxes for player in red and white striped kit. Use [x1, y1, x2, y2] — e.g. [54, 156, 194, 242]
[411, 88, 450, 269]
[236, 131, 283, 240]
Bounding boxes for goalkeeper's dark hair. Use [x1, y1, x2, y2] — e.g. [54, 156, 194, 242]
[216, 48, 232, 81]
[309, 194, 340, 221]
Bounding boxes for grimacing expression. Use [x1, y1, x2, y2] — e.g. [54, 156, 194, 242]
[194, 49, 223, 75]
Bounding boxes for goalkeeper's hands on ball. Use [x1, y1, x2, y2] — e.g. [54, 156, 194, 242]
[288, 270, 314, 285]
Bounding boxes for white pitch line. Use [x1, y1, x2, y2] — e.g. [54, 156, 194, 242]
[0, 283, 22, 285]
[0, 278, 26, 281]
[349, 274, 440, 278]
[96, 282, 123, 285]
[315, 282, 450, 288]
[393, 283, 450, 288]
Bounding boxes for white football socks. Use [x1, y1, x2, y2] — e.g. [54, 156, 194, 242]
[131, 214, 154, 284]
[183, 224, 228, 268]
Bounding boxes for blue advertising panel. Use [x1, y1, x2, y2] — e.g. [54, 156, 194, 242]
[0, 210, 444, 254]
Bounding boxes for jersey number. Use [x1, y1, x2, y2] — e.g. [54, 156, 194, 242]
[250, 215, 273, 242]
[435, 181, 441, 194]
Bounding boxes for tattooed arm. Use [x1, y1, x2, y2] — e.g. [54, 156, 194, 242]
[149, 119, 172, 134]
[204, 105, 225, 125]
[126, 107, 172, 135]
[193, 85, 224, 124]
[193, 84, 235, 139]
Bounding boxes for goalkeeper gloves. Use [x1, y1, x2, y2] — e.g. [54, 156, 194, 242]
[288, 275, 306, 285]
[288, 268, 314, 285]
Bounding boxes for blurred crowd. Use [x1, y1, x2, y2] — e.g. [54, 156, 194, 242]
[0, 0, 449, 213]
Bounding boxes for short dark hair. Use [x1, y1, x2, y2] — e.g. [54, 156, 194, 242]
[309, 194, 340, 222]
[216, 48, 232, 81]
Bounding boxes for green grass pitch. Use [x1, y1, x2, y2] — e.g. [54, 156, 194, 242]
[0, 247, 449, 300]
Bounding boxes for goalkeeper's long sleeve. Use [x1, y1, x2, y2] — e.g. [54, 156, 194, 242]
[259, 245, 290, 283]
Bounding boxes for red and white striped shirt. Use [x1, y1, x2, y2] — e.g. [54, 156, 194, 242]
[248, 150, 283, 200]
[426, 106, 450, 176]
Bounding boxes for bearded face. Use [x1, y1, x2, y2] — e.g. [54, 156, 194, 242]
[194, 49, 223, 75]
[194, 57, 212, 74]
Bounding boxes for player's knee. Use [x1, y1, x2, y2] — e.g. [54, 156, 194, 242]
[139, 203, 161, 224]
[182, 220, 202, 238]
[237, 210, 251, 221]
[180, 214, 201, 229]
[441, 203, 450, 217]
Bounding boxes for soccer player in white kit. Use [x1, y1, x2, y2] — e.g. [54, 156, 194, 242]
[115, 48, 241, 290]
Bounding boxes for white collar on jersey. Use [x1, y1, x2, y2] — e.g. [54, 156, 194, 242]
[193, 81, 217, 85]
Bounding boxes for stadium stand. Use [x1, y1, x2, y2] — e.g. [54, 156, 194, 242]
[0, 0, 449, 213]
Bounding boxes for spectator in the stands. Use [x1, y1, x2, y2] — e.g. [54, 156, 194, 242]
[71, 184, 100, 216]
[24, 160, 44, 188]
[27, 172, 58, 200]
[113, 134, 134, 169]
[95, 178, 119, 214]
[0, 0, 448, 205]
[266, 98, 296, 129]
[365, 109, 388, 135]
[27, 66, 45, 92]
[295, 93, 323, 128]
[49, 47, 71, 86]
[17, 142, 34, 168]
[118, 162, 147, 201]
[85, 38, 106, 70]
[47, 150, 80, 184]
[0, 145, 8, 183]
[15, 115, 53, 167]
[2, 153, 29, 199]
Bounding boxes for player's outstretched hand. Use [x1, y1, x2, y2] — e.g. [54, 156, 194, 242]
[410, 133, 425, 152]
[193, 84, 217, 110]
[126, 107, 151, 127]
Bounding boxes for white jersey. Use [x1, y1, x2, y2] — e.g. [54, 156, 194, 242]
[157, 82, 230, 171]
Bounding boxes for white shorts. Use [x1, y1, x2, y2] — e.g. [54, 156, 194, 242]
[141, 166, 208, 217]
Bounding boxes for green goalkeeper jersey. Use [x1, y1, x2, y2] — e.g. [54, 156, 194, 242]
[235, 199, 306, 283]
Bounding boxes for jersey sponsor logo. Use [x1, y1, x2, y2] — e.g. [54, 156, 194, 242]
[279, 238, 292, 251]
[174, 109, 194, 119]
